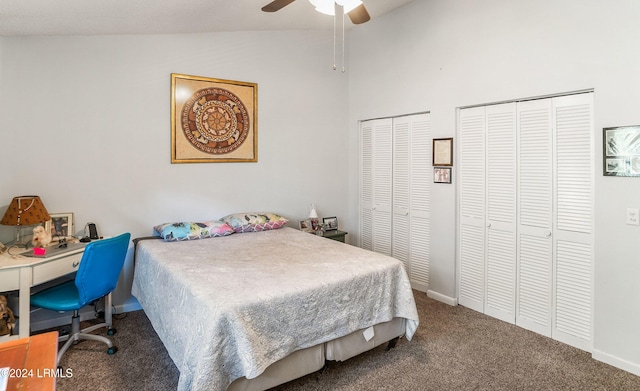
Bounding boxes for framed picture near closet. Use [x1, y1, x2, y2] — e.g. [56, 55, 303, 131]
[433, 138, 453, 166]
[603, 125, 640, 176]
[434, 167, 452, 184]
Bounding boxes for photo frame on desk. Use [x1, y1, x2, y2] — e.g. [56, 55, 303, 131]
[47, 212, 74, 241]
[323, 217, 338, 231]
[299, 219, 313, 233]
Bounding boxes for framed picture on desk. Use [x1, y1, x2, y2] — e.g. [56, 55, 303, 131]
[46, 212, 74, 241]
[323, 217, 338, 231]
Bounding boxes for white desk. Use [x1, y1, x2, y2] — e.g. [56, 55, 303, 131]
[0, 243, 100, 341]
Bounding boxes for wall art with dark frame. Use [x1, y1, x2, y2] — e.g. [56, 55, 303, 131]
[603, 125, 640, 176]
[433, 138, 453, 166]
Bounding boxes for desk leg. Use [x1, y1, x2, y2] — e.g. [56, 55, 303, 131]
[18, 266, 31, 339]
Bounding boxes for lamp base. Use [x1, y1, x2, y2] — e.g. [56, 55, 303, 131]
[12, 226, 32, 249]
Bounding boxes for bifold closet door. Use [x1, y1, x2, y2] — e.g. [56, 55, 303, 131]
[458, 103, 517, 319]
[515, 93, 594, 350]
[362, 114, 431, 291]
[392, 114, 431, 291]
[458, 106, 486, 312]
[459, 93, 594, 351]
[484, 103, 517, 323]
[551, 93, 593, 351]
[516, 98, 554, 336]
[360, 118, 393, 256]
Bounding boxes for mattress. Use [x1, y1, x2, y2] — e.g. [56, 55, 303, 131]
[132, 227, 419, 391]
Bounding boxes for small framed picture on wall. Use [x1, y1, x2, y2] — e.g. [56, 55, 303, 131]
[433, 138, 453, 166]
[434, 167, 452, 184]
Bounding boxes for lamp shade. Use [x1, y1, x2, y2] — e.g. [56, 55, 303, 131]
[0, 196, 51, 227]
[309, 204, 319, 219]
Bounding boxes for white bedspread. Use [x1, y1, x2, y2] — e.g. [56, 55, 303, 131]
[131, 227, 419, 391]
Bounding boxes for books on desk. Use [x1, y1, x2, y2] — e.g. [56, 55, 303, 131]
[20, 242, 88, 258]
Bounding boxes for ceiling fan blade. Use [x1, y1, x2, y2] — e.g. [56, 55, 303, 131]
[262, 0, 297, 12]
[348, 3, 370, 24]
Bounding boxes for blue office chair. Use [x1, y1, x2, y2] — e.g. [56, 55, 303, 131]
[30, 232, 131, 365]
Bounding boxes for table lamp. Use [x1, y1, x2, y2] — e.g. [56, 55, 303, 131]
[0, 195, 51, 247]
[309, 203, 320, 233]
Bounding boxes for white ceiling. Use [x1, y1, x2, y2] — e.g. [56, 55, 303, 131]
[0, 0, 414, 37]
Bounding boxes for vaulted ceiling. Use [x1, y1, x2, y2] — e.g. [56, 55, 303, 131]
[0, 0, 414, 37]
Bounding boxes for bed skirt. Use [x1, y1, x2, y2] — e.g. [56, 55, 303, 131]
[228, 317, 406, 391]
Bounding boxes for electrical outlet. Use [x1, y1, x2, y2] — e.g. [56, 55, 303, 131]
[626, 208, 640, 225]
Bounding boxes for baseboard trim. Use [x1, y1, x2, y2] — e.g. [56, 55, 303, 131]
[115, 297, 142, 314]
[426, 290, 458, 306]
[592, 349, 640, 377]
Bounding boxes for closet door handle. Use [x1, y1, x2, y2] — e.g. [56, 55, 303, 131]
[546, 231, 552, 237]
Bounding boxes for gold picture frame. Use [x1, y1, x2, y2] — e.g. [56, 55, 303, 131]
[171, 73, 258, 163]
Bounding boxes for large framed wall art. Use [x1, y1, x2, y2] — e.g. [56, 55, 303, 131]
[171, 73, 258, 163]
[603, 125, 640, 176]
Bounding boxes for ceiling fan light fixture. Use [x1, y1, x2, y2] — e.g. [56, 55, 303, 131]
[309, 0, 362, 16]
[336, 0, 362, 13]
[309, 0, 333, 15]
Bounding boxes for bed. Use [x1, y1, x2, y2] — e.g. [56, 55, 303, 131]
[132, 226, 419, 391]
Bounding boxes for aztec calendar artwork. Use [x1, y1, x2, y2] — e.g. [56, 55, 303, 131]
[171, 74, 257, 163]
[181, 88, 249, 155]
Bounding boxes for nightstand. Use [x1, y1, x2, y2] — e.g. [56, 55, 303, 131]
[322, 230, 347, 243]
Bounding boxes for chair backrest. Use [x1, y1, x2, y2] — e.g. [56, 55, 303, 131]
[75, 233, 131, 307]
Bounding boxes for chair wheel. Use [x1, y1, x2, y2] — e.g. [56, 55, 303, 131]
[107, 346, 118, 355]
[107, 328, 117, 336]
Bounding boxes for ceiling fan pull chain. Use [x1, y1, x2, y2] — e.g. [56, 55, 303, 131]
[332, 10, 337, 70]
[342, 9, 346, 73]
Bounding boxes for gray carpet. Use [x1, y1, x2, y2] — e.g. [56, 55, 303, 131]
[52, 291, 640, 390]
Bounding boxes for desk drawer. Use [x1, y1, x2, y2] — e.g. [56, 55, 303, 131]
[0, 268, 20, 291]
[32, 253, 82, 285]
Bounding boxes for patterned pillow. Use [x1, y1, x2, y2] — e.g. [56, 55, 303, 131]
[154, 220, 234, 241]
[220, 212, 289, 233]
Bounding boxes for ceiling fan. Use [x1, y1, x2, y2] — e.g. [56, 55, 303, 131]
[262, 0, 371, 24]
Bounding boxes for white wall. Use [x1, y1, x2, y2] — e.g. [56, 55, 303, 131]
[348, 0, 640, 376]
[3, 0, 640, 378]
[0, 30, 351, 308]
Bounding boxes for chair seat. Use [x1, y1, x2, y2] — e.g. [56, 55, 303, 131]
[31, 280, 82, 312]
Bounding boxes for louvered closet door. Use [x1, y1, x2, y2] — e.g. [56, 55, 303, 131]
[393, 114, 431, 291]
[408, 114, 431, 291]
[458, 106, 486, 312]
[373, 119, 393, 256]
[552, 93, 593, 351]
[360, 118, 393, 255]
[516, 99, 554, 337]
[393, 117, 411, 271]
[484, 103, 517, 323]
[360, 120, 374, 251]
